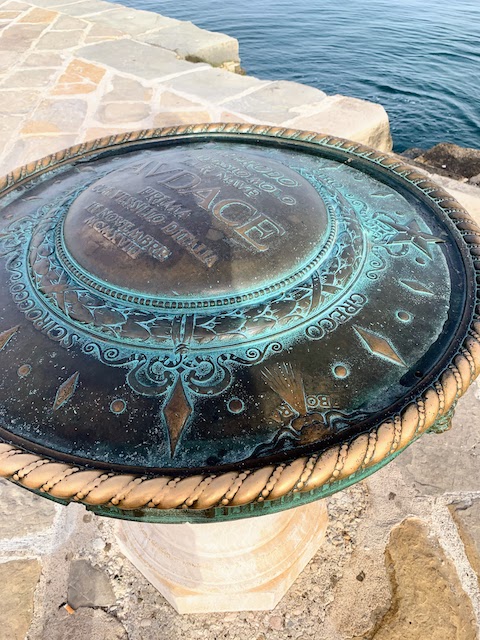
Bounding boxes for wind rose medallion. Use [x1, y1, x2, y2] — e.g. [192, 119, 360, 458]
[0, 125, 477, 522]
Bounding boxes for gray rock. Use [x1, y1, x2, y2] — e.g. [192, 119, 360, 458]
[47, 608, 127, 640]
[139, 21, 239, 68]
[77, 39, 197, 80]
[0, 479, 58, 539]
[0, 559, 41, 640]
[415, 142, 480, 180]
[67, 559, 116, 609]
[395, 384, 480, 495]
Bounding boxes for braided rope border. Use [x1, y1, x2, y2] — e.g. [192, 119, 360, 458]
[0, 123, 479, 514]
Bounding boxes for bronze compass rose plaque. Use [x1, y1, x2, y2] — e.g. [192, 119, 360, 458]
[0, 124, 478, 522]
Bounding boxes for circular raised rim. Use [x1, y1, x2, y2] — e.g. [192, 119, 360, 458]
[0, 123, 479, 521]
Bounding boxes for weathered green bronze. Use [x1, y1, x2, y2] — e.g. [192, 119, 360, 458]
[0, 125, 478, 523]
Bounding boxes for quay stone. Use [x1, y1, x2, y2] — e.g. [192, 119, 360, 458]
[0, 559, 41, 640]
[395, 385, 480, 495]
[449, 500, 480, 586]
[45, 608, 127, 640]
[372, 518, 477, 640]
[87, 6, 181, 35]
[0, 478, 57, 538]
[77, 39, 199, 80]
[0, 90, 41, 115]
[139, 21, 239, 68]
[5, 67, 58, 88]
[2, 133, 78, 174]
[153, 110, 212, 127]
[104, 75, 152, 102]
[36, 28, 85, 49]
[158, 89, 205, 109]
[55, 0, 113, 17]
[53, 14, 87, 29]
[0, 22, 49, 50]
[222, 80, 327, 124]
[288, 95, 393, 152]
[97, 101, 150, 124]
[67, 559, 116, 609]
[31, 97, 87, 131]
[18, 6, 56, 21]
[162, 66, 269, 103]
[21, 50, 65, 67]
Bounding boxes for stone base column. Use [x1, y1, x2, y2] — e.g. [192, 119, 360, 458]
[115, 500, 328, 614]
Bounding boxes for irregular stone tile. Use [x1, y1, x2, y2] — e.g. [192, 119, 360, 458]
[2, 134, 77, 173]
[0, 9, 22, 17]
[218, 111, 250, 124]
[52, 14, 86, 30]
[0, 114, 21, 153]
[87, 6, 180, 36]
[153, 110, 211, 128]
[103, 75, 151, 102]
[46, 608, 127, 640]
[0, 90, 40, 115]
[1, 1, 30, 9]
[84, 126, 130, 141]
[54, 0, 113, 17]
[18, 6, 56, 22]
[139, 22, 239, 68]
[21, 119, 61, 134]
[67, 559, 116, 609]
[4, 67, 57, 88]
[223, 80, 327, 124]
[21, 50, 65, 67]
[0, 23, 48, 51]
[31, 97, 87, 131]
[0, 48, 18, 72]
[0, 559, 41, 640]
[394, 384, 480, 495]
[97, 101, 150, 124]
[287, 95, 393, 152]
[0, 478, 58, 538]
[158, 90, 204, 110]
[370, 518, 476, 639]
[77, 39, 197, 80]
[83, 22, 123, 42]
[449, 500, 480, 586]
[58, 58, 105, 81]
[36, 28, 85, 49]
[162, 66, 269, 103]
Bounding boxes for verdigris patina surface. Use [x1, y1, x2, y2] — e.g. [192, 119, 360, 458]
[0, 124, 478, 522]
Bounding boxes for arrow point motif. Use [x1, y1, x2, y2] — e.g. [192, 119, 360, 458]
[53, 371, 80, 410]
[0, 325, 19, 351]
[163, 378, 192, 456]
[353, 326, 406, 367]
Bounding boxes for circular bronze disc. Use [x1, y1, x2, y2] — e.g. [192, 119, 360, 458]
[0, 124, 478, 523]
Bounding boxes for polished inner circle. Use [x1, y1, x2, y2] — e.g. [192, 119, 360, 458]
[62, 143, 331, 309]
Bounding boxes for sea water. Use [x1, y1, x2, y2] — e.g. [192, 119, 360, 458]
[119, 0, 480, 152]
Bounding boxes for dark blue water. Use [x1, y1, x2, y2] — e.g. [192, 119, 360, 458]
[121, 0, 480, 152]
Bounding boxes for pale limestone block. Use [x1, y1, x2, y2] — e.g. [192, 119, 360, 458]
[77, 39, 198, 80]
[116, 499, 328, 614]
[0, 559, 41, 640]
[0, 478, 58, 538]
[139, 21, 239, 68]
[86, 6, 181, 35]
[222, 80, 327, 124]
[0, 90, 41, 115]
[104, 75, 151, 102]
[286, 95, 393, 152]
[96, 101, 150, 124]
[162, 66, 269, 104]
[4, 67, 58, 88]
[36, 28, 85, 49]
[0, 23, 49, 51]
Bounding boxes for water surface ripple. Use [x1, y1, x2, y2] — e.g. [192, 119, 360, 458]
[120, 0, 480, 151]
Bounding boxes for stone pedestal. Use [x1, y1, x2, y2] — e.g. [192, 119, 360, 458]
[115, 500, 328, 614]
